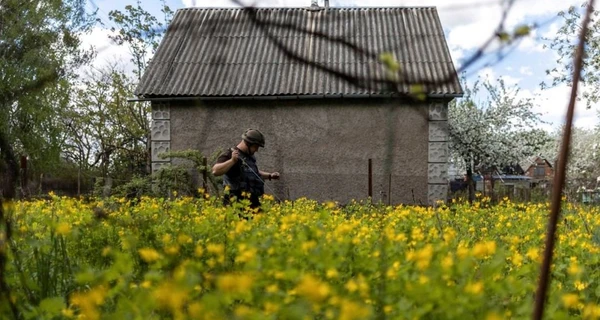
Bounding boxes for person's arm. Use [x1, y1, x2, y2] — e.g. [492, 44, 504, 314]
[212, 149, 238, 176]
[259, 170, 280, 180]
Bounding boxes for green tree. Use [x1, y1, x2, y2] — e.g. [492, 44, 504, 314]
[544, 4, 600, 108]
[108, 0, 173, 79]
[449, 77, 551, 202]
[0, 0, 95, 177]
[64, 63, 148, 182]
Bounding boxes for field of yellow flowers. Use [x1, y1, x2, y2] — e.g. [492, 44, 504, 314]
[3, 194, 600, 319]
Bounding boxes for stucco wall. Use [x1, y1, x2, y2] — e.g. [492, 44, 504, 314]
[152, 98, 449, 205]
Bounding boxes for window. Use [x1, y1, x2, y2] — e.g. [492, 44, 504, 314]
[534, 166, 545, 177]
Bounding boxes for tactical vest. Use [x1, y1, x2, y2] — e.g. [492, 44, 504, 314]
[223, 148, 265, 198]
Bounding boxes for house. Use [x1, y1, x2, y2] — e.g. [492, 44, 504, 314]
[521, 156, 554, 189]
[134, 5, 463, 205]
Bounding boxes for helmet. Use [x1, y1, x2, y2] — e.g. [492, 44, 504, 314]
[242, 129, 265, 147]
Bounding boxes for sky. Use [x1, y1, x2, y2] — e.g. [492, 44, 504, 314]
[83, 0, 599, 132]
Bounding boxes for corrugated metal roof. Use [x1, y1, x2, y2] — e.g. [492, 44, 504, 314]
[135, 7, 463, 98]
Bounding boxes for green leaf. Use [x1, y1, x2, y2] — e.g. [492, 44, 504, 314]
[513, 25, 531, 38]
[497, 32, 510, 42]
[75, 269, 96, 284]
[39, 297, 65, 316]
[409, 84, 427, 101]
[379, 52, 401, 72]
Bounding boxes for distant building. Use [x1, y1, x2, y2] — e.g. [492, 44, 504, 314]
[521, 156, 554, 189]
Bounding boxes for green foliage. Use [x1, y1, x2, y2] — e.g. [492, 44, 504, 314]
[513, 25, 531, 38]
[108, 0, 173, 79]
[113, 175, 152, 199]
[64, 64, 149, 180]
[0, 0, 95, 174]
[160, 149, 222, 196]
[153, 165, 196, 198]
[379, 52, 400, 72]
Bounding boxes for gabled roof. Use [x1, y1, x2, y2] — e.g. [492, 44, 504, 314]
[135, 7, 463, 99]
[520, 156, 553, 173]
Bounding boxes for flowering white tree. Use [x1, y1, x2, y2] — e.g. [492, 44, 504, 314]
[538, 126, 600, 194]
[544, 4, 600, 108]
[449, 77, 551, 201]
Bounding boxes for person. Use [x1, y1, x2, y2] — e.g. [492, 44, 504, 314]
[212, 129, 280, 208]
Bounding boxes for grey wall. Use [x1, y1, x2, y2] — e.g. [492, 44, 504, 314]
[151, 98, 449, 205]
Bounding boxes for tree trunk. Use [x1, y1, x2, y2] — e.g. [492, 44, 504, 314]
[466, 166, 475, 204]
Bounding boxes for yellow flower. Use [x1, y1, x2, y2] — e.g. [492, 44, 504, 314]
[485, 312, 502, 320]
[188, 302, 203, 318]
[216, 273, 254, 295]
[346, 279, 359, 293]
[296, 274, 330, 303]
[234, 306, 252, 317]
[194, 245, 204, 257]
[266, 284, 279, 293]
[457, 244, 470, 259]
[138, 248, 161, 263]
[206, 243, 225, 255]
[235, 246, 257, 264]
[264, 301, 280, 314]
[568, 263, 583, 276]
[326, 268, 339, 279]
[101, 247, 112, 257]
[472, 241, 496, 259]
[55, 223, 71, 236]
[465, 281, 484, 295]
[511, 252, 523, 267]
[526, 248, 540, 262]
[263, 194, 275, 201]
[441, 254, 454, 270]
[70, 285, 108, 320]
[153, 282, 189, 314]
[164, 245, 180, 255]
[583, 303, 600, 319]
[575, 281, 588, 291]
[61, 308, 74, 318]
[407, 244, 434, 270]
[177, 234, 192, 244]
[339, 299, 370, 320]
[562, 293, 579, 309]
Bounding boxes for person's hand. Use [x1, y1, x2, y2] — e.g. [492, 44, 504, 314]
[270, 172, 280, 180]
[231, 149, 239, 163]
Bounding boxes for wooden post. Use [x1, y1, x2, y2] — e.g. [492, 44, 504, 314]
[368, 159, 372, 199]
[202, 157, 208, 190]
[388, 174, 392, 205]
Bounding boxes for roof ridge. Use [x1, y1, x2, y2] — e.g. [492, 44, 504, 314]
[177, 6, 438, 11]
